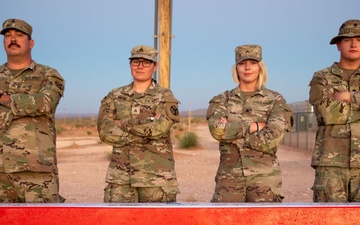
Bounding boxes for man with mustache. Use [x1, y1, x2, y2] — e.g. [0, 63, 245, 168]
[0, 18, 65, 203]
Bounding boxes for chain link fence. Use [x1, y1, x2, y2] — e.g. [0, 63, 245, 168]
[281, 111, 317, 151]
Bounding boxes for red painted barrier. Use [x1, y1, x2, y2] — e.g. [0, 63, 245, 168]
[1, 203, 360, 225]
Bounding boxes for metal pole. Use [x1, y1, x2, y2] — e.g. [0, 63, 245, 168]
[306, 113, 309, 150]
[296, 114, 299, 148]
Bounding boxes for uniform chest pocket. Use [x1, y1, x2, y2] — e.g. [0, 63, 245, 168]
[16, 75, 44, 94]
[137, 104, 157, 120]
[114, 100, 132, 119]
[323, 79, 348, 98]
[0, 76, 10, 94]
[114, 100, 157, 120]
[228, 100, 272, 122]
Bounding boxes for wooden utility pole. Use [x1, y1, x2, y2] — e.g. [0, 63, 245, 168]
[156, 0, 172, 88]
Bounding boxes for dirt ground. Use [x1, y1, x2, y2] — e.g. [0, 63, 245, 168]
[57, 124, 314, 203]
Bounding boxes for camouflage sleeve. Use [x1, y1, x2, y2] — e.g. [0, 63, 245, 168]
[309, 73, 349, 125]
[0, 106, 13, 132]
[9, 68, 65, 118]
[243, 95, 292, 153]
[97, 94, 143, 147]
[351, 92, 360, 110]
[206, 93, 250, 142]
[120, 90, 179, 139]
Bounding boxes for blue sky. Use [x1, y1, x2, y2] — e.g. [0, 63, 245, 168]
[0, 0, 359, 115]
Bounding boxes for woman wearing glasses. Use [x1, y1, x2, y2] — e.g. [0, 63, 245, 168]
[206, 44, 293, 202]
[97, 45, 180, 203]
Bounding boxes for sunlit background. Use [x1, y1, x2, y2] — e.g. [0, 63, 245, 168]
[1, 0, 359, 116]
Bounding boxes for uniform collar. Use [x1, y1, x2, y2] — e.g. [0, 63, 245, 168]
[232, 85, 267, 99]
[331, 62, 360, 77]
[0, 60, 37, 73]
[125, 79, 158, 96]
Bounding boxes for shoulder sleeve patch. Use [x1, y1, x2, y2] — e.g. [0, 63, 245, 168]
[164, 95, 180, 122]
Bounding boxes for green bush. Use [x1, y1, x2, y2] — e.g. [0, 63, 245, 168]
[178, 132, 199, 149]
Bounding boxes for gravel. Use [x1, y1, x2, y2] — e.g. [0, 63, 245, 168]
[57, 124, 313, 203]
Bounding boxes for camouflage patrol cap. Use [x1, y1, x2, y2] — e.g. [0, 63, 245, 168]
[235, 44, 262, 63]
[330, 19, 360, 45]
[129, 45, 158, 62]
[0, 18, 32, 38]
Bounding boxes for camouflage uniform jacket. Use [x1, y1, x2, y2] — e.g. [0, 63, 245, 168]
[309, 63, 360, 168]
[97, 80, 180, 187]
[206, 86, 292, 177]
[0, 61, 65, 173]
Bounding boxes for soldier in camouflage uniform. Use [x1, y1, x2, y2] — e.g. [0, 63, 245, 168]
[97, 45, 180, 203]
[206, 45, 292, 202]
[0, 18, 65, 203]
[309, 19, 360, 202]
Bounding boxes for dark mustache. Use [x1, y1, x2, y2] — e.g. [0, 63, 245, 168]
[8, 43, 20, 48]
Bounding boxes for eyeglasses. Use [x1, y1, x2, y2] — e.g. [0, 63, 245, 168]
[130, 59, 153, 68]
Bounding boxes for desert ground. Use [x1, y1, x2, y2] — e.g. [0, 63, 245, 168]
[56, 122, 314, 203]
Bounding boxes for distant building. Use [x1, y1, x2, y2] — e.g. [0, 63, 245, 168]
[288, 100, 317, 131]
[289, 100, 313, 113]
